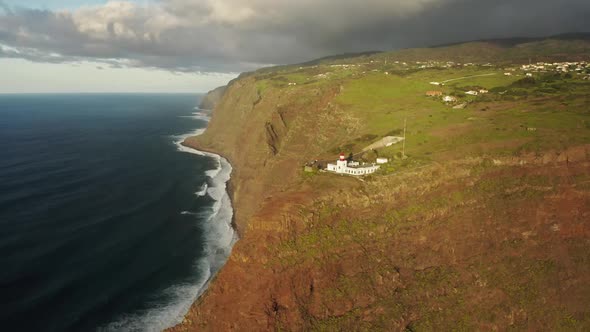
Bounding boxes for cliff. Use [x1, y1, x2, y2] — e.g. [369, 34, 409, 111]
[198, 85, 227, 110]
[170, 37, 590, 331]
[185, 74, 359, 234]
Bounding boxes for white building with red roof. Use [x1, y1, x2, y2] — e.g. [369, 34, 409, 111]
[326, 153, 380, 176]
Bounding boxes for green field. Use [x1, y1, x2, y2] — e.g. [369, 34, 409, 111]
[253, 57, 590, 174]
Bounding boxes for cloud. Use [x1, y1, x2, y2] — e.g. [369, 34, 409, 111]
[0, 1, 12, 15]
[0, 0, 589, 73]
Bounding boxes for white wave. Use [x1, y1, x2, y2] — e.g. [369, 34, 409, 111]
[205, 164, 222, 179]
[194, 106, 214, 113]
[166, 131, 237, 330]
[100, 260, 212, 332]
[195, 183, 208, 197]
[178, 111, 210, 121]
[171, 128, 206, 152]
[102, 108, 237, 332]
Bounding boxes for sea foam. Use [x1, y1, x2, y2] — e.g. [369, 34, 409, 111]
[101, 108, 237, 332]
[195, 183, 208, 197]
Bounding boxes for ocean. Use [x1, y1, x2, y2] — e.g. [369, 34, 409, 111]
[0, 94, 236, 331]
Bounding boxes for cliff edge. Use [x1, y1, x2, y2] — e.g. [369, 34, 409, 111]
[171, 37, 590, 331]
[199, 85, 227, 111]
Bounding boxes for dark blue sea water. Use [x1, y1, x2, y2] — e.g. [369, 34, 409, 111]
[0, 94, 235, 331]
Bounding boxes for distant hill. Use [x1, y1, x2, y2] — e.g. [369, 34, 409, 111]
[199, 85, 226, 110]
[293, 33, 590, 67]
[299, 51, 382, 66]
[432, 32, 590, 48]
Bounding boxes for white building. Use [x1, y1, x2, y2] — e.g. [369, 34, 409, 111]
[465, 90, 479, 96]
[326, 154, 380, 176]
[376, 158, 389, 164]
[443, 95, 457, 103]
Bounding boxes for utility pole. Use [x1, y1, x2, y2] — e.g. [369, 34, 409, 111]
[402, 117, 407, 158]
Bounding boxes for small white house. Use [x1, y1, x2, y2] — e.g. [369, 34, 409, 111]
[376, 158, 389, 164]
[465, 91, 479, 96]
[479, 89, 489, 94]
[443, 95, 457, 103]
[430, 82, 441, 86]
[504, 72, 512, 76]
[526, 73, 533, 77]
[326, 153, 380, 176]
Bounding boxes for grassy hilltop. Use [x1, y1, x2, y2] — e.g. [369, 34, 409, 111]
[173, 35, 590, 331]
[248, 34, 590, 165]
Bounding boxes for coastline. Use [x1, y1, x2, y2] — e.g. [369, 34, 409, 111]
[165, 109, 238, 330]
[105, 107, 238, 331]
[180, 140, 240, 236]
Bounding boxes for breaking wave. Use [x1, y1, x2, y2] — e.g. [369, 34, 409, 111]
[101, 110, 237, 331]
[195, 183, 208, 197]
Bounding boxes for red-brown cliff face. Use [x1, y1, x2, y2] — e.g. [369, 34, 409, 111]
[169, 53, 590, 330]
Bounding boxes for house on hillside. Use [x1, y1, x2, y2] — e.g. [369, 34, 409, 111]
[443, 95, 457, 103]
[430, 82, 441, 86]
[426, 91, 443, 97]
[479, 89, 489, 94]
[326, 153, 380, 176]
[504, 72, 512, 76]
[465, 91, 479, 96]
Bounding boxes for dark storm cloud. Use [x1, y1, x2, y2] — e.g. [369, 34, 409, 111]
[0, 0, 589, 72]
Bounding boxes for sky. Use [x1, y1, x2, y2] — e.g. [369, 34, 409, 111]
[3, 1, 121, 10]
[1, 0, 590, 93]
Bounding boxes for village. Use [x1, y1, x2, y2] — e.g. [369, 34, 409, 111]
[519, 61, 589, 75]
[287, 58, 590, 94]
[422, 60, 590, 107]
[291, 56, 590, 178]
[286, 57, 590, 88]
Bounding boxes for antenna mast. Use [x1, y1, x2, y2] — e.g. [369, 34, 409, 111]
[402, 117, 407, 158]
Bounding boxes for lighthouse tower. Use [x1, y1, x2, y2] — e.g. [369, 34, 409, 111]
[336, 153, 347, 173]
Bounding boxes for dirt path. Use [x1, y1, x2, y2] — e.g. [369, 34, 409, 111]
[441, 72, 497, 83]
